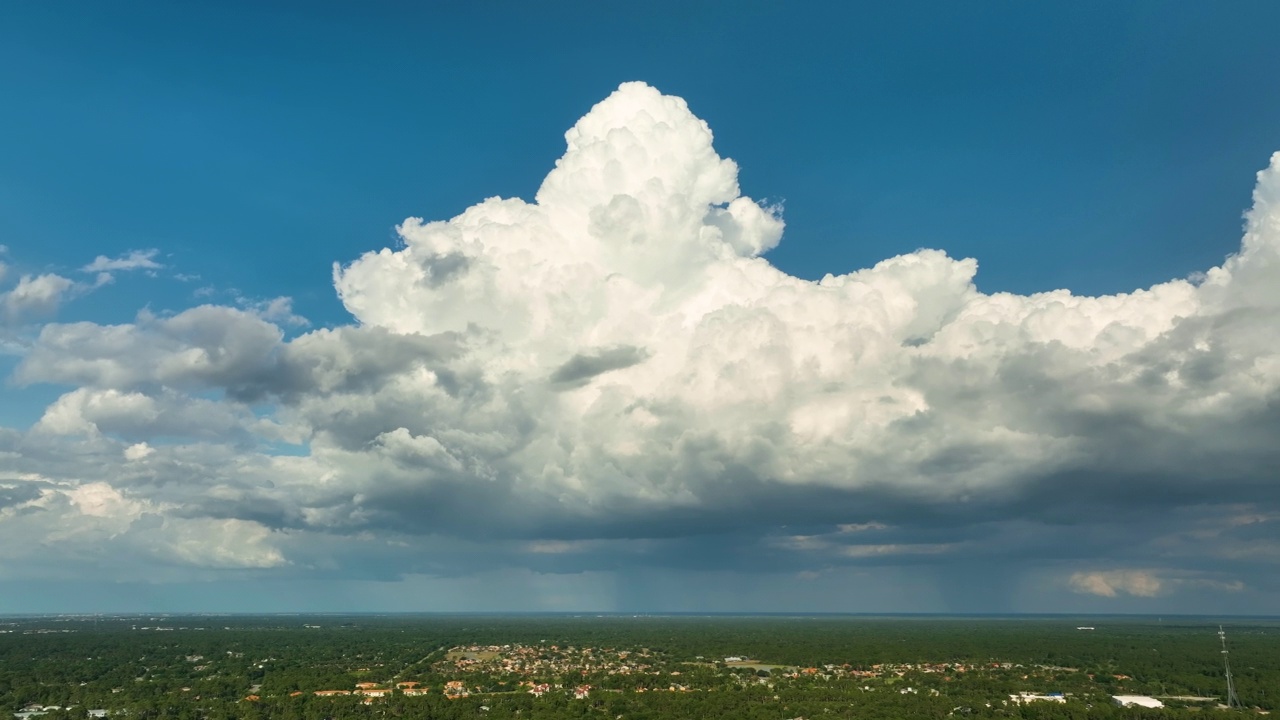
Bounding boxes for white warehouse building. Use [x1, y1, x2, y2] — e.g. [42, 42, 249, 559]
[1113, 695, 1164, 709]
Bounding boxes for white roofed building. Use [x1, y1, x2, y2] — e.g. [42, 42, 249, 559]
[1113, 695, 1164, 708]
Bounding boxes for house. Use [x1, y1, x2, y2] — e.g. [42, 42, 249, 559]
[355, 682, 380, 690]
[358, 688, 390, 697]
[314, 690, 352, 697]
[13, 709, 62, 720]
[1113, 696, 1163, 709]
[402, 687, 430, 696]
[444, 680, 470, 699]
[1010, 693, 1065, 704]
[396, 682, 420, 689]
[574, 685, 591, 699]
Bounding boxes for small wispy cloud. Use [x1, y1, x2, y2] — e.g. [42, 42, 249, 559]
[525, 540, 588, 554]
[837, 522, 889, 534]
[840, 543, 954, 558]
[82, 249, 163, 286]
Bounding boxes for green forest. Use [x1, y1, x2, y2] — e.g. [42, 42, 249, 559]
[1, 615, 1275, 720]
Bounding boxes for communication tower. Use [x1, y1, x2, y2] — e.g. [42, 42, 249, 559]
[1219, 625, 1242, 708]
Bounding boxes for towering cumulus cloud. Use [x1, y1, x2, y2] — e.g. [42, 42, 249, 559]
[5, 82, 1280, 608]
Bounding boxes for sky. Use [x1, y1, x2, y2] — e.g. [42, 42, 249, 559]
[1, 1, 1279, 615]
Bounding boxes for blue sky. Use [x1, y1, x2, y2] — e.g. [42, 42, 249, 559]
[2, 2, 1280, 614]
[7, 2, 1280, 315]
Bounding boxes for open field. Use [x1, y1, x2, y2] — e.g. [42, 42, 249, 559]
[445, 649, 501, 662]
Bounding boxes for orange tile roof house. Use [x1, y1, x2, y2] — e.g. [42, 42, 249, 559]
[401, 687, 430, 696]
[443, 680, 470, 698]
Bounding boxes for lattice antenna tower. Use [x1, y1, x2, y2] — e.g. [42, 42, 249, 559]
[1219, 625, 1242, 708]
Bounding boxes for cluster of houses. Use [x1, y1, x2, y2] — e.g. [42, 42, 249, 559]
[1009, 692, 1066, 704]
[232, 645, 1192, 712]
[295, 679, 595, 703]
[13, 706, 107, 719]
[438, 644, 660, 679]
[731, 660, 1061, 683]
[1007, 693, 1166, 709]
[519, 682, 592, 699]
[302, 681, 432, 702]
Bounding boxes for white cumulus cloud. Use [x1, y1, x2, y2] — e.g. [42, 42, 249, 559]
[1069, 570, 1165, 597]
[123, 442, 155, 461]
[2, 273, 76, 325]
[2, 82, 1280, 602]
[1068, 569, 1245, 598]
